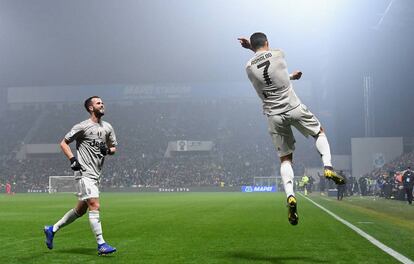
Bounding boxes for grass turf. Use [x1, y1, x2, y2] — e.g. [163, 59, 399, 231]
[0, 192, 412, 263]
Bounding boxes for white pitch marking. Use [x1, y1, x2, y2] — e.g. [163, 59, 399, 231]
[299, 194, 414, 264]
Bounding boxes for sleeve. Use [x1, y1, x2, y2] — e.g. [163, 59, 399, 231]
[271, 48, 285, 59]
[271, 48, 280, 52]
[245, 63, 254, 82]
[245, 61, 251, 72]
[64, 123, 84, 143]
[106, 124, 118, 147]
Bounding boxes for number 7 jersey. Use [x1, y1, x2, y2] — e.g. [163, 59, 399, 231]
[245, 49, 301, 115]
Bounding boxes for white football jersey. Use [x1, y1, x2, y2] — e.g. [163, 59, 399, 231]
[245, 49, 301, 115]
[65, 119, 117, 180]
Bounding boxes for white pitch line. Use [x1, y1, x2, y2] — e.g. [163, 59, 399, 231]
[299, 194, 414, 264]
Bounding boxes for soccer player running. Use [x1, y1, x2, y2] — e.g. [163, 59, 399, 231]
[238, 33, 345, 225]
[44, 96, 117, 255]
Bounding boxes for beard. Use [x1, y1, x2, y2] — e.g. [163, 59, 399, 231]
[93, 108, 105, 117]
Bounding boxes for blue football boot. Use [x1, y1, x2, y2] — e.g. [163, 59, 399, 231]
[43, 225, 55, 249]
[98, 243, 117, 256]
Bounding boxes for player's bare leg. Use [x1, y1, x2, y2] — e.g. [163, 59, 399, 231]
[314, 127, 345, 185]
[75, 200, 89, 215]
[280, 154, 298, 225]
[87, 198, 116, 255]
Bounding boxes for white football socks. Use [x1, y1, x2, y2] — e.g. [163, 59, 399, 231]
[89, 210, 105, 245]
[315, 133, 332, 167]
[280, 160, 295, 198]
[53, 208, 80, 233]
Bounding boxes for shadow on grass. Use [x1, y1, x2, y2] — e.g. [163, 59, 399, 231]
[57, 247, 97, 256]
[226, 251, 329, 263]
[12, 248, 98, 262]
[57, 247, 117, 258]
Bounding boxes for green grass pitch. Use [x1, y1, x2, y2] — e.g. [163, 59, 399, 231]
[1, 192, 413, 263]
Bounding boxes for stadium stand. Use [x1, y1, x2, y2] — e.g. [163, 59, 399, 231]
[0, 99, 327, 191]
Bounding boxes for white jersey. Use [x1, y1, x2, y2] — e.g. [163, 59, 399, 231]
[64, 119, 117, 180]
[245, 49, 301, 115]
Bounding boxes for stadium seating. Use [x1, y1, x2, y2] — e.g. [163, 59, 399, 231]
[0, 99, 325, 190]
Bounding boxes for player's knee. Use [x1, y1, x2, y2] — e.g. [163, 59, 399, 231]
[88, 201, 100, 211]
[280, 154, 292, 163]
[317, 127, 325, 136]
[313, 128, 326, 139]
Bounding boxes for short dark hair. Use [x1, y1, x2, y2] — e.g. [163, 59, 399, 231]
[84, 96, 100, 113]
[250, 32, 268, 51]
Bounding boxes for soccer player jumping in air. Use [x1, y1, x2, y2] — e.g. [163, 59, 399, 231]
[44, 96, 118, 255]
[238, 33, 345, 225]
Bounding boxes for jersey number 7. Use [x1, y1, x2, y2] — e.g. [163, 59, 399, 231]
[257, 60, 272, 86]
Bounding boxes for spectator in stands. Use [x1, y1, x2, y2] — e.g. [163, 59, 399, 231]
[383, 175, 393, 199]
[307, 175, 314, 194]
[402, 167, 414, 205]
[336, 171, 346, 200]
[318, 172, 326, 194]
[359, 176, 367, 196]
[394, 171, 406, 201]
[347, 176, 355, 196]
[6, 182, 11, 194]
[301, 174, 309, 195]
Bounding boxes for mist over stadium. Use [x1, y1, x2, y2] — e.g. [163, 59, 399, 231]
[0, 0, 413, 263]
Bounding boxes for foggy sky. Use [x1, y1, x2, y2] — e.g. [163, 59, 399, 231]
[1, 0, 411, 87]
[1, 0, 414, 153]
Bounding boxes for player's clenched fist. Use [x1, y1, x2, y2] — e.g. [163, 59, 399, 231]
[99, 145, 111, 156]
[69, 157, 82, 171]
[290, 71, 302, 80]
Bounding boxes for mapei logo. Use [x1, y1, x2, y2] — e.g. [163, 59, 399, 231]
[244, 186, 253, 192]
[242, 186, 275, 192]
[253, 186, 274, 192]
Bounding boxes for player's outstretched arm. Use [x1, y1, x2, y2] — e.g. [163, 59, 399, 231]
[289, 71, 302, 80]
[237, 37, 254, 51]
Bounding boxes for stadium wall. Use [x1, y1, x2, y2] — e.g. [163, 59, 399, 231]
[19, 186, 279, 193]
[351, 137, 403, 177]
[332, 155, 351, 171]
[101, 186, 241, 192]
[6, 82, 254, 105]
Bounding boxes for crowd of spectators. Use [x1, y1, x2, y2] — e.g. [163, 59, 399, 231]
[358, 151, 414, 200]
[329, 151, 414, 201]
[0, 99, 336, 191]
[0, 157, 71, 191]
[0, 106, 40, 158]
